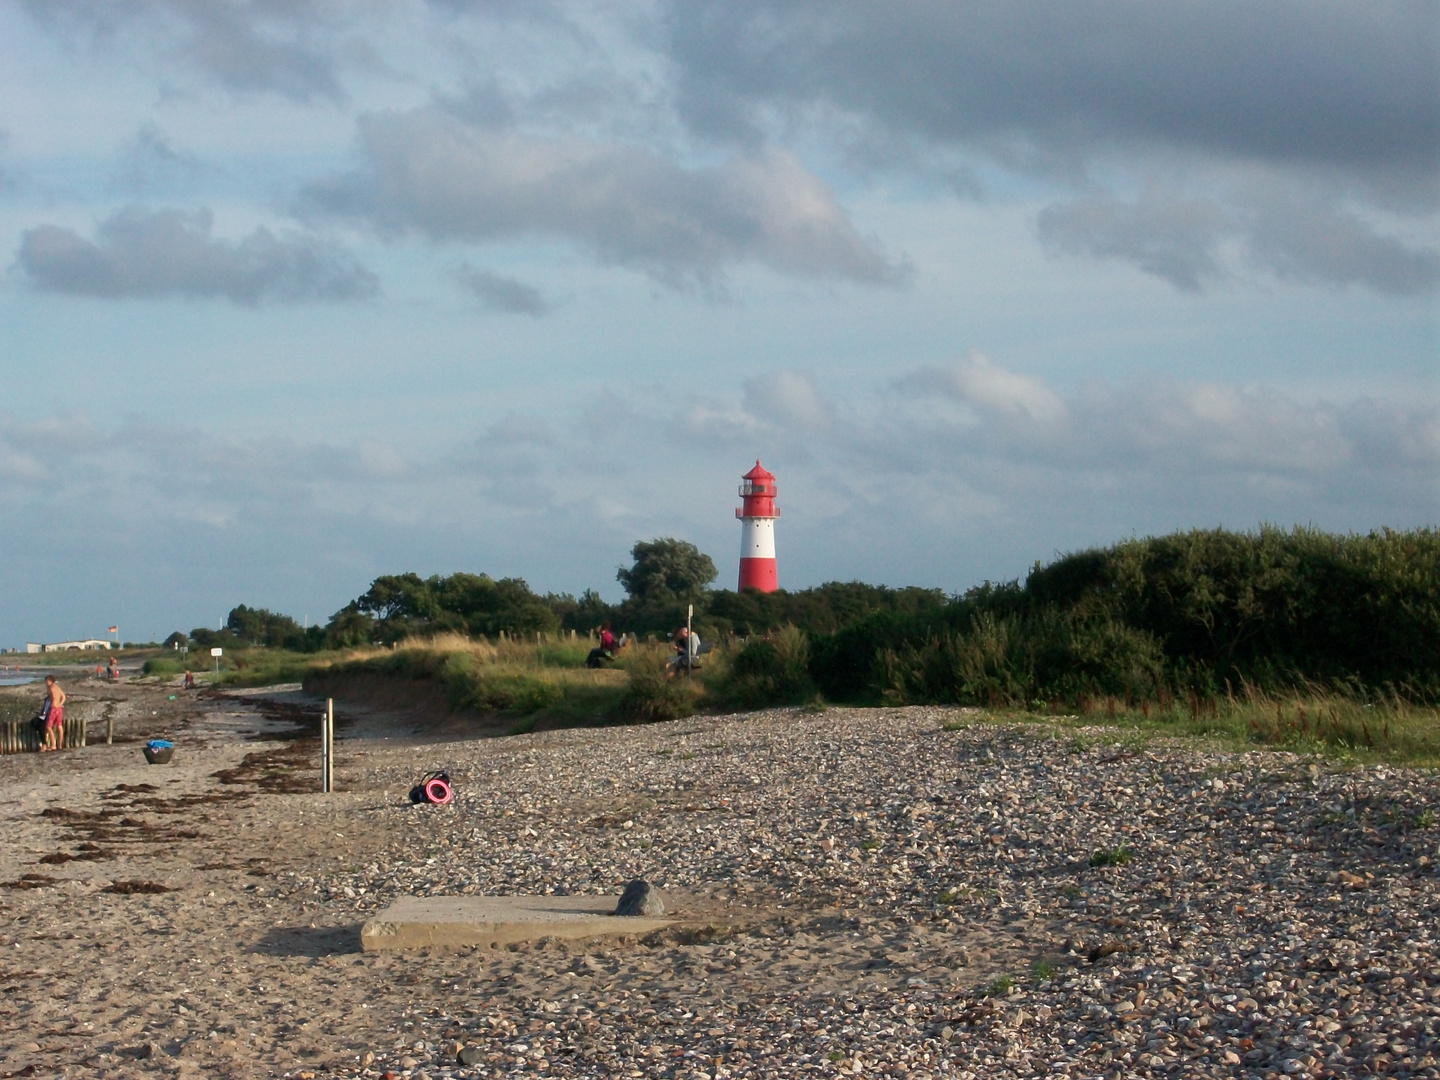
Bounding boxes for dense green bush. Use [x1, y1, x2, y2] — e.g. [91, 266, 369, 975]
[719, 624, 816, 708]
[812, 527, 1440, 706]
[877, 611, 1165, 706]
[142, 657, 187, 677]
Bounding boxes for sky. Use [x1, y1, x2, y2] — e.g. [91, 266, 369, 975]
[0, 0, 1436, 647]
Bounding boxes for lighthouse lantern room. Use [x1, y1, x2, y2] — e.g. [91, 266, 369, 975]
[735, 460, 779, 593]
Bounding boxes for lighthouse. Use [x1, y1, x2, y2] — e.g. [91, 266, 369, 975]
[735, 460, 779, 592]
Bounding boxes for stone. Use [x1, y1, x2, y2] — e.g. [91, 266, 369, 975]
[458, 1046, 486, 1065]
[614, 879, 665, 917]
[360, 893, 672, 951]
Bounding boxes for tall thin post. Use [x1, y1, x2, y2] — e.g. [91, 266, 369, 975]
[322, 698, 334, 794]
[685, 604, 693, 678]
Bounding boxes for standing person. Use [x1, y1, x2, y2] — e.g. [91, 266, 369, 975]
[40, 675, 65, 752]
[107, 655, 119, 681]
[183, 669, 195, 690]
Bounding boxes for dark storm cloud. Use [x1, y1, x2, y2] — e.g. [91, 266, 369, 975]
[18, 206, 379, 304]
[454, 264, 551, 316]
[305, 108, 908, 287]
[660, 1, 1439, 185]
[21, 0, 348, 102]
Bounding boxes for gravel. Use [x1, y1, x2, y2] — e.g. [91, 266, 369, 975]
[302, 705, 1439, 1080]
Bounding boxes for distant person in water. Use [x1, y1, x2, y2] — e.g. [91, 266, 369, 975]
[40, 675, 65, 752]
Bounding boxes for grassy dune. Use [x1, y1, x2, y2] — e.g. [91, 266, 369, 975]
[297, 633, 720, 734]
[131, 630, 1439, 765]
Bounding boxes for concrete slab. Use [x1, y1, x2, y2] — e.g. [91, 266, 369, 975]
[359, 894, 673, 952]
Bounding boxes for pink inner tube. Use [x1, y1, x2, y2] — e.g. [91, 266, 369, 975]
[424, 778, 453, 805]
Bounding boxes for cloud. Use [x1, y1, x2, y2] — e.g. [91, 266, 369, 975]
[743, 371, 833, 431]
[112, 123, 208, 195]
[1242, 194, 1440, 295]
[305, 108, 909, 287]
[20, 0, 349, 102]
[17, 206, 379, 304]
[1038, 193, 1228, 291]
[2, 361, 1434, 644]
[1039, 188, 1439, 295]
[901, 353, 1067, 425]
[454, 264, 551, 316]
[660, 2, 1439, 184]
[659, 1, 1439, 294]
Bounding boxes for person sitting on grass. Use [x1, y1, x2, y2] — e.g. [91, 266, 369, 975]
[39, 675, 65, 752]
[585, 621, 622, 668]
[668, 626, 701, 676]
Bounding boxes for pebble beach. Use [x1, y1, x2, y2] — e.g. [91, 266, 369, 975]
[0, 678, 1435, 1079]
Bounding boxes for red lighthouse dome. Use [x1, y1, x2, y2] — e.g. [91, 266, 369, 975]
[735, 460, 779, 592]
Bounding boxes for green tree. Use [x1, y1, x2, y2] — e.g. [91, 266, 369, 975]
[617, 538, 717, 606]
[226, 605, 306, 648]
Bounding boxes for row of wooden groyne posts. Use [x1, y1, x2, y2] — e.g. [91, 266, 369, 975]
[0, 715, 88, 754]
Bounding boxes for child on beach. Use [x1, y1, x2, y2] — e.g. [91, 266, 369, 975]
[39, 675, 65, 752]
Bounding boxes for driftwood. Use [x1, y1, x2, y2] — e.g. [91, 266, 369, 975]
[0, 714, 87, 755]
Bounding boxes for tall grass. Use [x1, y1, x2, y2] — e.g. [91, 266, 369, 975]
[306, 633, 644, 730]
[714, 624, 815, 709]
[973, 683, 1440, 765]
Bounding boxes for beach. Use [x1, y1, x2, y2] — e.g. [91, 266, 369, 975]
[0, 676, 1435, 1079]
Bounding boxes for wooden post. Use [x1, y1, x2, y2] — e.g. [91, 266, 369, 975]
[107, 710, 114, 745]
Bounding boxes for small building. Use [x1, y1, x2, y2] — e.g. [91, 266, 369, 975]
[28, 639, 114, 653]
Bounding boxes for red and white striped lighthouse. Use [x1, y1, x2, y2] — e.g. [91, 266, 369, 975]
[735, 460, 779, 592]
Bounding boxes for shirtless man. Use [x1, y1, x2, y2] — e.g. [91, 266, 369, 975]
[40, 675, 66, 752]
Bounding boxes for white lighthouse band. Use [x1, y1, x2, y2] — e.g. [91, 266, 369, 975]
[739, 516, 776, 560]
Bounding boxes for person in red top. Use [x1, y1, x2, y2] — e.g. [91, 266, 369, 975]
[40, 675, 65, 752]
[586, 621, 622, 668]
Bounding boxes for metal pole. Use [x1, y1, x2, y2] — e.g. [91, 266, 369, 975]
[685, 604, 693, 677]
[322, 698, 334, 793]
